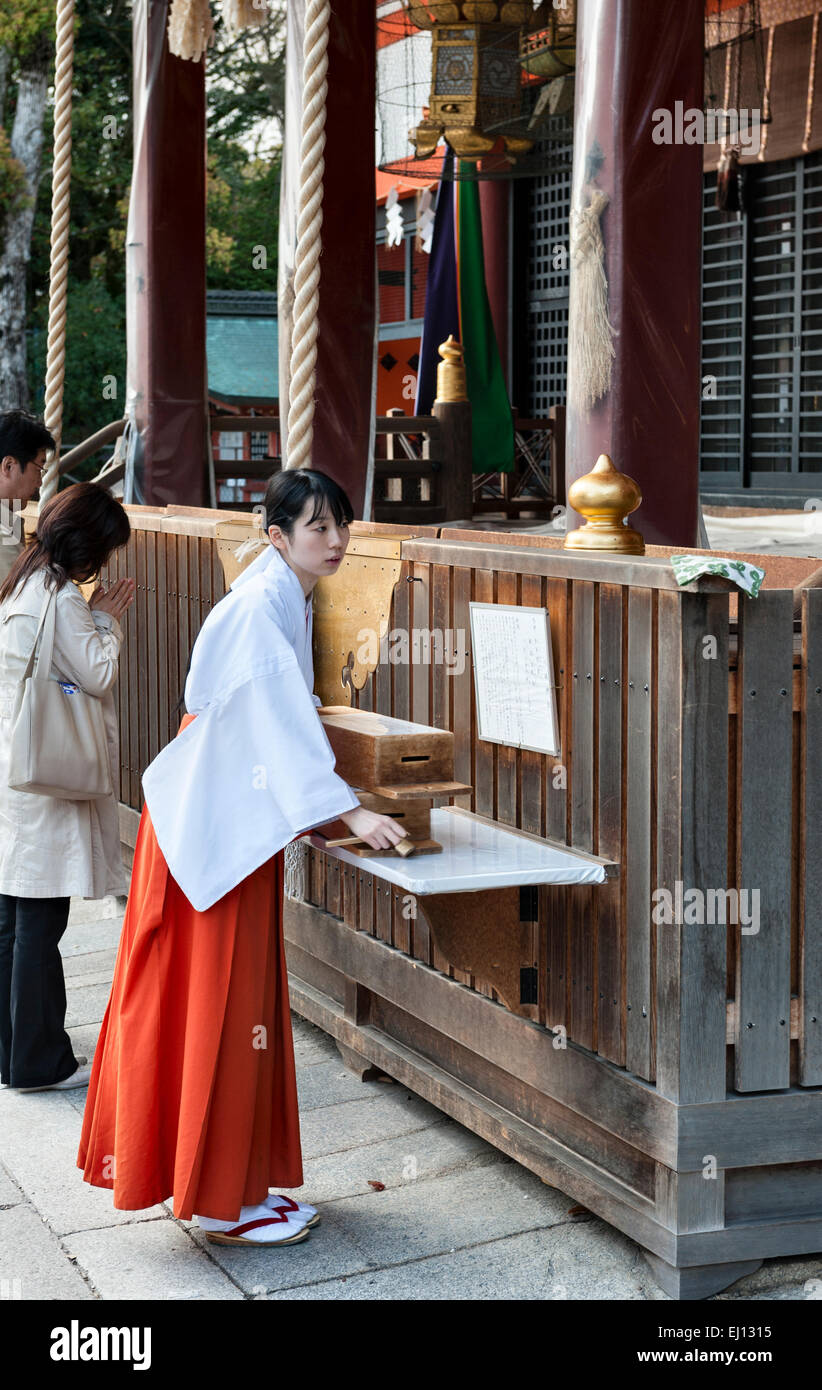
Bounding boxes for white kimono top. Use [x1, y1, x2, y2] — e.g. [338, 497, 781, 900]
[142, 543, 359, 911]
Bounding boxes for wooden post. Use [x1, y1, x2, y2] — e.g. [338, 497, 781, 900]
[550, 405, 566, 509]
[565, 0, 703, 547]
[655, 588, 730, 1104]
[433, 400, 472, 523]
[385, 407, 403, 503]
[129, 0, 207, 506]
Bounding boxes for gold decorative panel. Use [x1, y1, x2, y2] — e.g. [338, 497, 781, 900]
[313, 538, 403, 707]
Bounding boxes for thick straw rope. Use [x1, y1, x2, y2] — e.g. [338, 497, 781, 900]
[567, 188, 615, 415]
[285, 0, 331, 472]
[168, 0, 267, 58]
[284, 0, 331, 896]
[40, 0, 76, 502]
[222, 1, 268, 36]
[167, 0, 215, 62]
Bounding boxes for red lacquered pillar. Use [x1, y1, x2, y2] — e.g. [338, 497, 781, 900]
[565, 0, 704, 546]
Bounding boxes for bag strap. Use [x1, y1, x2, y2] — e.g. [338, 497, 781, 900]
[21, 586, 58, 684]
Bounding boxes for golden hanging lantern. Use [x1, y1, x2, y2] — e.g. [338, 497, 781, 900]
[519, 0, 576, 81]
[402, 1, 544, 161]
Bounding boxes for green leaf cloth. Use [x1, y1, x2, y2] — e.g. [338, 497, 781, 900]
[671, 554, 765, 598]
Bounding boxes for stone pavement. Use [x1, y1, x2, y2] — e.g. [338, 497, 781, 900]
[2, 895, 821, 1302]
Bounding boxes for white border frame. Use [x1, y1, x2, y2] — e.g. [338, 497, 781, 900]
[469, 602, 560, 757]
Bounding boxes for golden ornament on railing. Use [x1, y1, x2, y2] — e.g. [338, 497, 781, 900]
[402, 0, 541, 162]
[564, 453, 644, 555]
[435, 335, 468, 403]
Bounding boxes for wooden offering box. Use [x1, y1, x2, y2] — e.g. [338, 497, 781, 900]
[319, 707, 470, 800]
[354, 790, 432, 841]
[318, 707, 472, 856]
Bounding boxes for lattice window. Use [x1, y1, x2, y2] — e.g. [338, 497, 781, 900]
[215, 430, 243, 462]
[250, 431, 269, 460]
[526, 147, 822, 484]
[526, 129, 571, 415]
[700, 182, 746, 479]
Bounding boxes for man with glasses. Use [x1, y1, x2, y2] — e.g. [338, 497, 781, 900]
[0, 410, 56, 585]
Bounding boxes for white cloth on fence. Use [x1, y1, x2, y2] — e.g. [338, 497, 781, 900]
[142, 543, 359, 912]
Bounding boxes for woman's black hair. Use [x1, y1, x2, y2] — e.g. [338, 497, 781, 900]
[263, 468, 354, 538]
[0, 482, 131, 604]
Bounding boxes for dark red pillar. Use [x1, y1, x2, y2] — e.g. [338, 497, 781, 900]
[280, 1, 376, 520]
[565, 0, 704, 546]
[128, 0, 206, 506]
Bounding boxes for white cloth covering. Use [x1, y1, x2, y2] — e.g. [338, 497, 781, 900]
[142, 543, 359, 912]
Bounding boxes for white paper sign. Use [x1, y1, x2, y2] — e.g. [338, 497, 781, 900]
[469, 603, 560, 755]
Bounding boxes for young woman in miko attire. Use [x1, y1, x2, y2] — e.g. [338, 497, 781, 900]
[77, 469, 406, 1247]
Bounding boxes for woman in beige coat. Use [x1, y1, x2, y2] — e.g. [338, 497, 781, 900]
[0, 484, 134, 1093]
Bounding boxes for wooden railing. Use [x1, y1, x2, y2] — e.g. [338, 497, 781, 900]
[472, 406, 566, 517]
[373, 407, 471, 525]
[62, 400, 561, 528]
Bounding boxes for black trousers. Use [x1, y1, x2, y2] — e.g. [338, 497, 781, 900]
[0, 894, 77, 1088]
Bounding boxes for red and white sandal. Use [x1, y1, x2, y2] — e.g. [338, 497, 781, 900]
[266, 1193, 321, 1229]
[197, 1205, 309, 1247]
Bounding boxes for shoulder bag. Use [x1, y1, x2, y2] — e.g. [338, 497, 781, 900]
[7, 585, 113, 799]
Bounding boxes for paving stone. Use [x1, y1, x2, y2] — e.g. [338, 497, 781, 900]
[0, 1090, 167, 1236]
[65, 983, 114, 1029]
[65, 969, 117, 992]
[290, 1017, 338, 1067]
[67, 896, 124, 926]
[0, 1204, 94, 1300]
[320, 1160, 575, 1271]
[64, 1218, 244, 1300]
[728, 1285, 814, 1301]
[65, 1025, 102, 1069]
[273, 1120, 502, 1204]
[716, 1254, 822, 1300]
[265, 1220, 656, 1301]
[295, 1059, 387, 1112]
[299, 1091, 444, 1158]
[61, 918, 125, 958]
[63, 947, 118, 981]
[0, 1163, 23, 1209]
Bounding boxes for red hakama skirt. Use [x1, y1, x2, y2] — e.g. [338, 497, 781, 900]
[76, 718, 304, 1221]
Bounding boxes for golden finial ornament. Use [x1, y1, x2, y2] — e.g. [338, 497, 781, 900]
[564, 453, 644, 554]
[435, 336, 468, 404]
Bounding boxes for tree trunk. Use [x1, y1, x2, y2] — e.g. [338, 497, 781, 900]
[0, 48, 11, 125]
[0, 39, 51, 409]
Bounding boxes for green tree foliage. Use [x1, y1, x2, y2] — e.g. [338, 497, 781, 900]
[206, 148, 281, 291]
[28, 273, 126, 479]
[207, 3, 286, 156]
[0, 1, 54, 63]
[204, 8, 285, 291]
[26, 1, 133, 438]
[16, 1, 285, 447]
